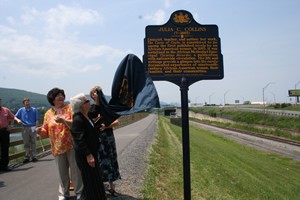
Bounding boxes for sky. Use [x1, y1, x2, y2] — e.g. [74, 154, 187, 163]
[1, 0, 300, 105]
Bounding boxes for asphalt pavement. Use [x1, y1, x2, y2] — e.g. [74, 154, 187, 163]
[0, 114, 156, 200]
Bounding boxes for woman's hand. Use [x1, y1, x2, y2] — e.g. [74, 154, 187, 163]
[99, 119, 118, 132]
[35, 126, 42, 133]
[54, 116, 71, 128]
[35, 127, 45, 138]
[99, 123, 106, 132]
[91, 92, 100, 105]
[86, 154, 95, 168]
[93, 114, 101, 123]
[54, 116, 65, 123]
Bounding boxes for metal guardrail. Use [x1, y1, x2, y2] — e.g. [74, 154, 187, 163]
[8, 113, 148, 161]
[233, 107, 300, 117]
[9, 127, 51, 160]
[264, 109, 300, 117]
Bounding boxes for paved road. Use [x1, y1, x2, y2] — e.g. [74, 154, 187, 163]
[0, 114, 156, 200]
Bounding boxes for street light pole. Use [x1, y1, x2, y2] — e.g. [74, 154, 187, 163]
[224, 90, 230, 106]
[240, 96, 244, 105]
[194, 95, 201, 106]
[218, 97, 222, 105]
[209, 93, 215, 105]
[269, 92, 276, 104]
[263, 82, 274, 113]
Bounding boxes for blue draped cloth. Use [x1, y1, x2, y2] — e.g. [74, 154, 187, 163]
[96, 54, 160, 126]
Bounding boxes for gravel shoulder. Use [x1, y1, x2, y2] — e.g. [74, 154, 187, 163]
[110, 114, 157, 200]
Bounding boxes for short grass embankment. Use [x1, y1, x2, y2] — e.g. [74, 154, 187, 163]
[190, 117, 300, 141]
[190, 107, 300, 141]
[142, 115, 300, 200]
[190, 107, 300, 131]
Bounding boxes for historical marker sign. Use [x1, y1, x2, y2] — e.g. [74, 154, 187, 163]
[144, 10, 224, 86]
[144, 10, 224, 200]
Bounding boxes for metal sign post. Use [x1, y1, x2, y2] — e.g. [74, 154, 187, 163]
[180, 77, 191, 199]
[144, 10, 224, 200]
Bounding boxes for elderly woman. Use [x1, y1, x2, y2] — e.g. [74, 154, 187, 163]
[70, 93, 107, 200]
[36, 88, 83, 200]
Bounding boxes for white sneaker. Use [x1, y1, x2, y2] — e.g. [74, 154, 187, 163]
[58, 196, 67, 200]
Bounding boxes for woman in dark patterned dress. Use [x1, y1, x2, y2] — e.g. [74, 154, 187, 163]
[89, 86, 121, 197]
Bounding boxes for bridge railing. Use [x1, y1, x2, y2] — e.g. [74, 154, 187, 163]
[8, 112, 148, 163]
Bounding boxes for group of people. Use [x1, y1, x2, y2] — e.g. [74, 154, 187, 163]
[0, 86, 121, 200]
[0, 97, 40, 171]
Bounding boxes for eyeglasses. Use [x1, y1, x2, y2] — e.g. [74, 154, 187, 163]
[83, 99, 90, 105]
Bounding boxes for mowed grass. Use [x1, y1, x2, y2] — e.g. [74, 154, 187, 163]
[142, 115, 300, 200]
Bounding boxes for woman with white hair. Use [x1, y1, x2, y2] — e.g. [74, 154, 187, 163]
[70, 93, 106, 200]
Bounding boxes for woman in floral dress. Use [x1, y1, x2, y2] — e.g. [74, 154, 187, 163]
[89, 86, 121, 197]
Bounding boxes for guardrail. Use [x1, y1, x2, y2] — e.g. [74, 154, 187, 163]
[264, 109, 300, 117]
[233, 107, 300, 117]
[8, 113, 148, 162]
[9, 128, 51, 160]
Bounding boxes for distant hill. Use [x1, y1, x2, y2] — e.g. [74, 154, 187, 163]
[0, 87, 113, 112]
[0, 87, 50, 112]
[0, 87, 171, 112]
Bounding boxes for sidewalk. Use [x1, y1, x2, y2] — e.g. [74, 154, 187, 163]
[0, 114, 157, 200]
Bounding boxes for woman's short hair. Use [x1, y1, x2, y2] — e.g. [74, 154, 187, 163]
[70, 93, 86, 113]
[47, 88, 65, 106]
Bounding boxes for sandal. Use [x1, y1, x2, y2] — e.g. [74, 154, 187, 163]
[108, 189, 118, 197]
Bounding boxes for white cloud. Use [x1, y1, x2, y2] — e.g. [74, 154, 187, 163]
[0, 5, 126, 79]
[20, 5, 103, 38]
[45, 5, 101, 32]
[20, 7, 37, 25]
[6, 16, 16, 25]
[80, 64, 102, 72]
[0, 32, 125, 76]
[0, 25, 16, 34]
[162, 0, 171, 8]
[144, 9, 167, 24]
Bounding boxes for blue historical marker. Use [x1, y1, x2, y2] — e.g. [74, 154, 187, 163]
[144, 10, 223, 86]
[144, 10, 224, 200]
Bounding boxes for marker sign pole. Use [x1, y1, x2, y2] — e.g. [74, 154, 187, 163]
[144, 10, 224, 200]
[179, 76, 190, 199]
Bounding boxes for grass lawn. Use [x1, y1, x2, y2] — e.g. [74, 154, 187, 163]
[142, 115, 300, 199]
[190, 117, 300, 142]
